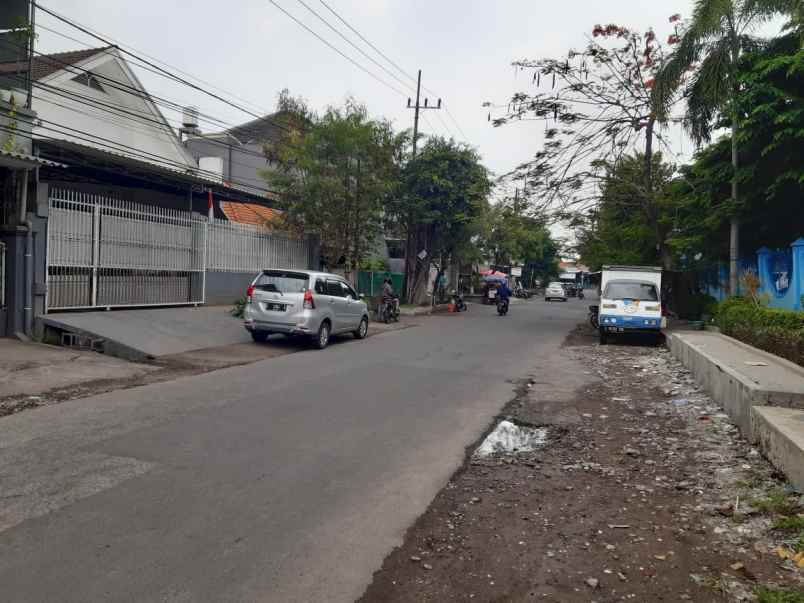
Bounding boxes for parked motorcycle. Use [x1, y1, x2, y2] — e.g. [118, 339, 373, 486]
[451, 290, 468, 312]
[497, 297, 509, 316]
[381, 296, 401, 323]
[588, 304, 599, 329]
[514, 287, 531, 299]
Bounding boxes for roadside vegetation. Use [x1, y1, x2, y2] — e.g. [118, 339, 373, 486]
[260, 91, 561, 304]
[489, 4, 802, 282]
[715, 294, 804, 366]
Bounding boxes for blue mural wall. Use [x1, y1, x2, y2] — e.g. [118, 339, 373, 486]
[699, 238, 804, 311]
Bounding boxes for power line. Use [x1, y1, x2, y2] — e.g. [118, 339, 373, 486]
[294, 0, 416, 95]
[0, 35, 239, 133]
[267, 0, 408, 97]
[317, 0, 417, 88]
[313, 0, 470, 143]
[445, 106, 469, 142]
[0, 121, 281, 198]
[33, 1, 294, 137]
[32, 24, 242, 130]
[33, 16, 272, 117]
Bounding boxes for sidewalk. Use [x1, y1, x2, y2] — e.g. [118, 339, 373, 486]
[3, 311, 414, 416]
[665, 329, 804, 491]
[0, 339, 156, 415]
[43, 306, 251, 361]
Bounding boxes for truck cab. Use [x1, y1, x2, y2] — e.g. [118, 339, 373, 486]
[598, 266, 663, 345]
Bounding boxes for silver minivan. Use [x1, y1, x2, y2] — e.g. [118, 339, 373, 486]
[243, 269, 369, 349]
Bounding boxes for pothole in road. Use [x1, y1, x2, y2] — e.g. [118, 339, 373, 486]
[474, 420, 548, 457]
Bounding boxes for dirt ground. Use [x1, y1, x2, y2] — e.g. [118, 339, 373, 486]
[359, 325, 804, 602]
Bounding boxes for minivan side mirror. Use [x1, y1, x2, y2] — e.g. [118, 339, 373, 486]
[359, 293, 365, 299]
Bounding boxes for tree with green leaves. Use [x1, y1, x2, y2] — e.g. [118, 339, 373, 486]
[652, 0, 794, 294]
[480, 194, 558, 285]
[576, 153, 677, 269]
[393, 137, 491, 304]
[661, 32, 804, 266]
[263, 98, 405, 279]
[490, 22, 682, 268]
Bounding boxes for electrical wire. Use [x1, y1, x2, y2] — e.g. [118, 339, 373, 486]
[32, 19, 272, 117]
[267, 0, 407, 97]
[294, 0, 416, 95]
[34, 1, 294, 135]
[0, 36, 240, 133]
[314, 0, 471, 143]
[316, 0, 417, 89]
[0, 107, 280, 198]
[33, 22, 260, 131]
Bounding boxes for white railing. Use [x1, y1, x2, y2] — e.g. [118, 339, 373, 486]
[46, 188, 314, 311]
[206, 217, 311, 273]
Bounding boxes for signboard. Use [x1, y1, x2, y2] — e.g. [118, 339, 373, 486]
[511, 267, 522, 277]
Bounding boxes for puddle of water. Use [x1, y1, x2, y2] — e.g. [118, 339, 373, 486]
[474, 420, 548, 457]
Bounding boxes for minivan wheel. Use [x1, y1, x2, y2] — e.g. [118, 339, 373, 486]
[251, 330, 268, 343]
[314, 321, 331, 349]
[353, 316, 369, 339]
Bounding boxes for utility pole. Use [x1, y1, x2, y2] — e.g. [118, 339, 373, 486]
[404, 70, 442, 303]
[407, 70, 441, 158]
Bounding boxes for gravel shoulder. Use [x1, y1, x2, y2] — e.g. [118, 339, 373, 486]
[359, 325, 804, 602]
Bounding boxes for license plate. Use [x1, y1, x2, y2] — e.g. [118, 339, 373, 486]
[265, 302, 286, 312]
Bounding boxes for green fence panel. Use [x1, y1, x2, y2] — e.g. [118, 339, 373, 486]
[356, 271, 404, 299]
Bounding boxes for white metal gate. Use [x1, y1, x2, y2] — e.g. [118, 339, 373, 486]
[46, 189, 205, 310]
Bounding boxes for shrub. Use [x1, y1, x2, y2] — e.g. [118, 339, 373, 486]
[230, 297, 246, 318]
[716, 297, 804, 366]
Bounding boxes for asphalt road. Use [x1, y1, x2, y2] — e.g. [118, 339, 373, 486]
[0, 296, 589, 603]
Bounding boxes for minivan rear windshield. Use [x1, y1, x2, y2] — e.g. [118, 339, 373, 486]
[255, 271, 309, 294]
[603, 281, 658, 301]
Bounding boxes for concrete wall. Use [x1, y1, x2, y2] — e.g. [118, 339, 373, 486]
[697, 238, 804, 311]
[205, 271, 254, 306]
[666, 331, 804, 440]
[753, 407, 804, 491]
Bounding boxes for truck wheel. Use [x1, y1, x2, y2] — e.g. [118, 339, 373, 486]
[599, 329, 608, 345]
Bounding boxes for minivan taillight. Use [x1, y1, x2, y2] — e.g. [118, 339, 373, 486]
[246, 284, 255, 303]
[303, 289, 315, 309]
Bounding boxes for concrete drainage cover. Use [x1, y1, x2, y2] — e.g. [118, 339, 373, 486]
[474, 420, 547, 457]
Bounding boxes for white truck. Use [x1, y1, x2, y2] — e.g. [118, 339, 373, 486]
[598, 265, 663, 344]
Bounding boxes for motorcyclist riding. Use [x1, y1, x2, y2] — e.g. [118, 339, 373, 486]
[496, 281, 511, 314]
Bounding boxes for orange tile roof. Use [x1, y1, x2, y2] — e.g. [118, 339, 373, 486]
[219, 201, 284, 228]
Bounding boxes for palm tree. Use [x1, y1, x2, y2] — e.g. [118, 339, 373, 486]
[652, 0, 792, 295]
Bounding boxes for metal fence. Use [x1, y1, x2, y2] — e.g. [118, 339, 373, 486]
[47, 189, 205, 310]
[46, 188, 314, 311]
[206, 217, 312, 273]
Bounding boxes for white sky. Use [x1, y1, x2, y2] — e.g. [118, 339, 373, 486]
[35, 0, 698, 179]
[33, 1, 784, 249]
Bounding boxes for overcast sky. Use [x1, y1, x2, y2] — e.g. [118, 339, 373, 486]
[36, 0, 701, 183]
